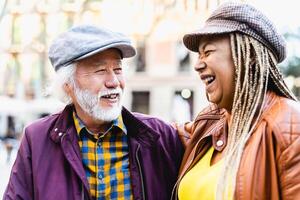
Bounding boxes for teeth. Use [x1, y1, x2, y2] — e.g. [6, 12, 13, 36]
[204, 76, 214, 85]
[102, 93, 118, 99]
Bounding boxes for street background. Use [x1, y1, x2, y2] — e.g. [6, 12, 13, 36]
[0, 141, 17, 196]
[1, 0, 300, 197]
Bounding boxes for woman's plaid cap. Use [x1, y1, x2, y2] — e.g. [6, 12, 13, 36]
[48, 25, 136, 71]
[183, 2, 286, 63]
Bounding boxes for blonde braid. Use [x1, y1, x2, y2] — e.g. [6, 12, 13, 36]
[217, 32, 297, 199]
[217, 33, 272, 199]
[268, 53, 298, 100]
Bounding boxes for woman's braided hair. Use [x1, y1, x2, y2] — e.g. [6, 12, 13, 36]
[216, 33, 297, 199]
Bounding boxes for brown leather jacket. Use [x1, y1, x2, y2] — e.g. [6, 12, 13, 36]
[173, 92, 300, 200]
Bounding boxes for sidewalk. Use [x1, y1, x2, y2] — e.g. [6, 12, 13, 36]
[0, 142, 17, 198]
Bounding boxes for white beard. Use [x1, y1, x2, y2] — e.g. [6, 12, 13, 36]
[73, 85, 123, 122]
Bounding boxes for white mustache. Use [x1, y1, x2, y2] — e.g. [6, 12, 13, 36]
[97, 88, 123, 99]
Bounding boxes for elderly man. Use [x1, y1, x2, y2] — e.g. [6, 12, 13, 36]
[3, 25, 184, 200]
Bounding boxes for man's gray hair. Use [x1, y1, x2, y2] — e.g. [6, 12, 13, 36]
[49, 63, 76, 104]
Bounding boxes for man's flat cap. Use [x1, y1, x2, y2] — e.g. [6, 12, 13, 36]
[49, 25, 136, 71]
[183, 2, 286, 63]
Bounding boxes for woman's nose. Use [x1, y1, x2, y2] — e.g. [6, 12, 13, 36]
[194, 60, 207, 72]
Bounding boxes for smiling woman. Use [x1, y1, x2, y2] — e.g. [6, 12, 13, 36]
[195, 35, 235, 111]
[173, 2, 300, 200]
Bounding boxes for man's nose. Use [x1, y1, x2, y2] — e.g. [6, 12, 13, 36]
[104, 71, 119, 88]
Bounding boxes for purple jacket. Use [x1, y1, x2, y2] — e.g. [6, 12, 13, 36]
[3, 105, 184, 200]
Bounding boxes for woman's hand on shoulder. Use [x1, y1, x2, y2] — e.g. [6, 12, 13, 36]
[172, 121, 194, 147]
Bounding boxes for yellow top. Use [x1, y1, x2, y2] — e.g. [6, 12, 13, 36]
[178, 146, 224, 200]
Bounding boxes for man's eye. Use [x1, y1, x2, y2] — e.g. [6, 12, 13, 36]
[94, 69, 106, 74]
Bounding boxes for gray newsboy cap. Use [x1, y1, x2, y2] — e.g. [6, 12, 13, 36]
[49, 25, 136, 71]
[183, 2, 286, 63]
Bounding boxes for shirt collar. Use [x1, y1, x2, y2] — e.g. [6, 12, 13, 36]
[72, 111, 127, 137]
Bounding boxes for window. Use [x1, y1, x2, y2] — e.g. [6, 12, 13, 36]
[131, 91, 150, 114]
[293, 86, 300, 100]
[176, 41, 190, 72]
[135, 41, 146, 72]
[172, 89, 194, 122]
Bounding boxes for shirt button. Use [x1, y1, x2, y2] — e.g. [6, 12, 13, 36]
[98, 174, 103, 179]
[216, 140, 224, 147]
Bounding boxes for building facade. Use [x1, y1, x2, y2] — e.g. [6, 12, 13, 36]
[0, 0, 237, 124]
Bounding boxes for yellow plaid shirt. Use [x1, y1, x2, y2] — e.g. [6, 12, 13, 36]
[73, 112, 133, 200]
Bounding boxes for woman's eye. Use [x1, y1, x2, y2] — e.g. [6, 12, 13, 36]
[204, 50, 213, 56]
[114, 68, 123, 74]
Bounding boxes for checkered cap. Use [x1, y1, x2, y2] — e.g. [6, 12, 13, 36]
[49, 25, 136, 71]
[183, 2, 286, 63]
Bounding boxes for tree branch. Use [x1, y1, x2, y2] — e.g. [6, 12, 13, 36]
[0, 0, 8, 22]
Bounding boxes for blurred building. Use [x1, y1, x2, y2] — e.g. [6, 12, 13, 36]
[0, 0, 237, 127]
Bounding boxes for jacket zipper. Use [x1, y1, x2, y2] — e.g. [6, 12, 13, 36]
[136, 144, 146, 200]
[81, 183, 85, 200]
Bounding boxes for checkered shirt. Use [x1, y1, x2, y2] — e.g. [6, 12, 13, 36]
[73, 112, 133, 200]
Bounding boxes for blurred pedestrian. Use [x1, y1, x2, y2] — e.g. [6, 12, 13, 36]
[173, 2, 300, 200]
[4, 25, 184, 200]
[3, 116, 18, 163]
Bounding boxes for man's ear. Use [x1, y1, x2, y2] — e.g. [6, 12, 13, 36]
[63, 83, 72, 95]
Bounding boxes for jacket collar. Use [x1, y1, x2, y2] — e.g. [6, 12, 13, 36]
[50, 105, 160, 147]
[208, 117, 227, 152]
[197, 115, 227, 152]
[50, 104, 75, 143]
[198, 91, 280, 152]
[121, 107, 160, 148]
[191, 105, 228, 152]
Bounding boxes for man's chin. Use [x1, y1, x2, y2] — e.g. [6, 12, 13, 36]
[91, 105, 122, 122]
[98, 101, 120, 109]
[98, 103, 122, 112]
